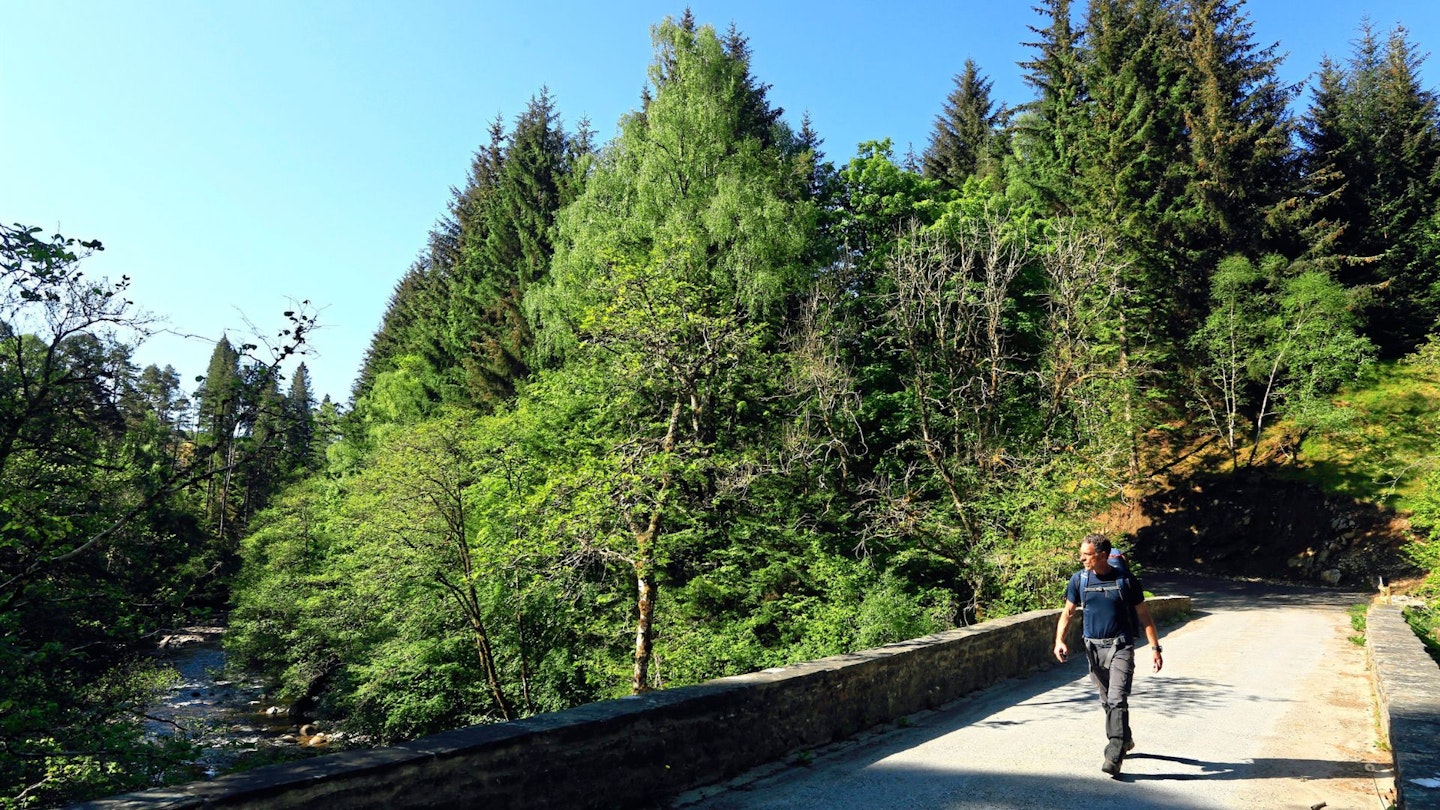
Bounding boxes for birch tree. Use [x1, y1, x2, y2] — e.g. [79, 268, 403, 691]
[528, 17, 817, 692]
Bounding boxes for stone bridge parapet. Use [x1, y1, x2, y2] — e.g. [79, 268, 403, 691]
[1368, 603, 1440, 810]
[73, 596, 1193, 810]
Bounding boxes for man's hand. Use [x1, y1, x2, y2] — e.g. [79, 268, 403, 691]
[1054, 642, 1069, 662]
[1152, 649, 1164, 673]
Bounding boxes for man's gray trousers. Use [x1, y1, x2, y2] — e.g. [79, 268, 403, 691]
[1084, 636, 1134, 763]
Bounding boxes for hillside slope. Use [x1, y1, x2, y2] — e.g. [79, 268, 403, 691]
[1103, 358, 1440, 588]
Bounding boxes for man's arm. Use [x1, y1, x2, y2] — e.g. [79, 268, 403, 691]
[1134, 602, 1163, 672]
[1054, 600, 1078, 662]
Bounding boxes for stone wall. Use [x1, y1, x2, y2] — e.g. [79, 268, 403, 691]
[1368, 604, 1440, 810]
[74, 597, 1192, 810]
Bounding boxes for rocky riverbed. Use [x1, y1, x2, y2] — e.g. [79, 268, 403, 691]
[146, 627, 343, 776]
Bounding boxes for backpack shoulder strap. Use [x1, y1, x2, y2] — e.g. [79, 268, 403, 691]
[1121, 571, 1141, 638]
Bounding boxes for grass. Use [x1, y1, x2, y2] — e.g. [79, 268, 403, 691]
[1347, 603, 1368, 646]
[1287, 360, 1440, 512]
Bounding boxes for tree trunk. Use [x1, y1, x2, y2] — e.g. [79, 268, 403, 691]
[463, 582, 514, 721]
[1120, 307, 1140, 481]
[631, 562, 658, 693]
[216, 444, 234, 539]
[630, 399, 682, 694]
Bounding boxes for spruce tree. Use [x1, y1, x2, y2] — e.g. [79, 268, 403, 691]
[448, 90, 587, 406]
[196, 336, 241, 445]
[1290, 56, 1352, 272]
[239, 365, 286, 525]
[1298, 22, 1440, 354]
[923, 58, 1004, 190]
[1071, 0, 1193, 366]
[284, 362, 316, 474]
[196, 336, 242, 535]
[1176, 0, 1296, 263]
[352, 256, 450, 406]
[354, 93, 588, 412]
[1369, 25, 1440, 351]
[1014, 0, 1087, 215]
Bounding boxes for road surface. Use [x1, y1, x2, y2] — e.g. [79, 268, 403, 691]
[675, 574, 1395, 810]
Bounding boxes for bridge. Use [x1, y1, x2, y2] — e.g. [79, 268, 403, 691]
[76, 575, 1439, 809]
[677, 574, 1397, 810]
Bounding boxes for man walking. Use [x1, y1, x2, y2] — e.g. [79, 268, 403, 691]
[1054, 533, 1163, 776]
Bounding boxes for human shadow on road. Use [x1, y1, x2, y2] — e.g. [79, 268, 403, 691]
[1117, 752, 1382, 782]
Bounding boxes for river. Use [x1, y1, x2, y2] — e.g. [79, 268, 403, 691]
[145, 627, 340, 776]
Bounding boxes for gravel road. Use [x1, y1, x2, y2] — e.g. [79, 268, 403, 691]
[674, 574, 1395, 810]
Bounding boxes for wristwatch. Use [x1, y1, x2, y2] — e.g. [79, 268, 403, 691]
[1154, 645, 1163, 653]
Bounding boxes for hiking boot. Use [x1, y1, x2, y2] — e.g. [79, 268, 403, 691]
[1124, 738, 1135, 753]
[1102, 737, 1125, 776]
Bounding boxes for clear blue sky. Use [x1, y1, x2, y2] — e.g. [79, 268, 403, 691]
[5, 1, 1439, 404]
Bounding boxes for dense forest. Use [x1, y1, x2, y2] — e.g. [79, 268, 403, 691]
[7, 2, 1440, 806]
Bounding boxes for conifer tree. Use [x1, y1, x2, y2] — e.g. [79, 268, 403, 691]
[353, 260, 440, 402]
[351, 248, 459, 414]
[354, 94, 588, 413]
[1056, 0, 1192, 392]
[196, 336, 241, 444]
[721, 22, 786, 150]
[1177, 0, 1296, 264]
[1014, 0, 1088, 215]
[1298, 22, 1440, 354]
[240, 365, 286, 525]
[284, 362, 316, 474]
[448, 91, 588, 405]
[923, 58, 1005, 189]
[1289, 57, 1352, 271]
[312, 394, 341, 468]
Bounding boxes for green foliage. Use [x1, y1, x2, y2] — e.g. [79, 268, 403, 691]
[835, 139, 946, 260]
[227, 478, 354, 707]
[1292, 359, 1440, 509]
[1015, 0, 1297, 391]
[1402, 604, 1440, 665]
[527, 15, 821, 693]
[1407, 464, 1440, 607]
[855, 570, 948, 649]
[1013, 0, 1086, 215]
[352, 91, 588, 415]
[846, 205, 1137, 618]
[0, 217, 317, 803]
[197, 337, 242, 447]
[1192, 254, 1374, 467]
[1398, 461, 1440, 660]
[1410, 468, 1440, 544]
[0, 614, 201, 807]
[1, 225, 209, 804]
[284, 363, 318, 475]
[1176, 0, 1296, 261]
[229, 393, 624, 738]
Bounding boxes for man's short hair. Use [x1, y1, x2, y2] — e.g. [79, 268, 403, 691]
[1082, 533, 1111, 555]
